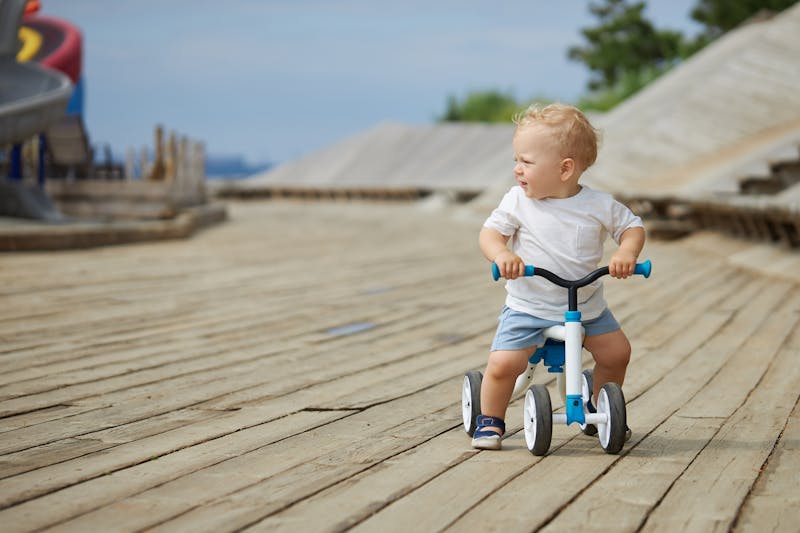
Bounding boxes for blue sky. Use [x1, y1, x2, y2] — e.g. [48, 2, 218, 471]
[43, 1, 701, 165]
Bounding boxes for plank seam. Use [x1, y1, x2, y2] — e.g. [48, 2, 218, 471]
[729, 391, 800, 530]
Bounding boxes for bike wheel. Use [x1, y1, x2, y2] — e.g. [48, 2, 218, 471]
[596, 382, 626, 454]
[580, 369, 597, 436]
[462, 370, 482, 436]
[523, 384, 552, 456]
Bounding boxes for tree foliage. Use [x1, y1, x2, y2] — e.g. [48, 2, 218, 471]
[438, 0, 800, 119]
[438, 90, 549, 123]
[567, 0, 685, 93]
[691, 0, 798, 38]
[571, 0, 798, 110]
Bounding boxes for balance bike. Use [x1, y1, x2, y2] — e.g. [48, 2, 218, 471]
[462, 260, 651, 455]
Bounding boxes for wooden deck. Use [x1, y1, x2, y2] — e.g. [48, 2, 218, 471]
[1, 200, 798, 532]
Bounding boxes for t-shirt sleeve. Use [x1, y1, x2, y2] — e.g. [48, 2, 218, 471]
[483, 189, 520, 237]
[609, 199, 644, 244]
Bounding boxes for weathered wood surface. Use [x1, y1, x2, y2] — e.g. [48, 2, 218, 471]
[0, 200, 798, 532]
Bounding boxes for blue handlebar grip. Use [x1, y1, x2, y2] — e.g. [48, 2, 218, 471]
[491, 263, 535, 281]
[634, 260, 652, 278]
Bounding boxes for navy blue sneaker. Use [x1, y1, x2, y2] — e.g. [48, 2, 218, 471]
[471, 415, 505, 450]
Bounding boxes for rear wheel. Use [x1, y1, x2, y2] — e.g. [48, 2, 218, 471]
[462, 370, 482, 436]
[597, 382, 626, 454]
[523, 384, 552, 456]
[580, 369, 597, 436]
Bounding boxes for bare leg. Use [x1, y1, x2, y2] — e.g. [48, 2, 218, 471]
[480, 348, 534, 433]
[583, 329, 631, 403]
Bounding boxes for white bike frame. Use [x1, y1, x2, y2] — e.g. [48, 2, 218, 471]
[511, 323, 609, 427]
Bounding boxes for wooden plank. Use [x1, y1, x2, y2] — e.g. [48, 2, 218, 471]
[535, 286, 800, 532]
[0, 199, 798, 532]
[0, 379, 463, 531]
[0, 212, 732, 528]
[300, 308, 732, 529]
[383, 278, 781, 532]
[0, 250, 478, 361]
[0, 263, 490, 390]
[0, 320, 491, 479]
[60, 379, 549, 532]
[638, 318, 800, 531]
[249, 430, 479, 532]
[0, 409, 353, 532]
[0, 408, 220, 479]
[734, 395, 800, 531]
[0, 301, 488, 455]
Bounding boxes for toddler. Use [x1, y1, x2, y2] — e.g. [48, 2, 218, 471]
[474, 103, 645, 450]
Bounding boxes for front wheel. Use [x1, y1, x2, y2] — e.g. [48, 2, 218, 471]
[462, 370, 482, 436]
[596, 382, 626, 454]
[523, 384, 552, 456]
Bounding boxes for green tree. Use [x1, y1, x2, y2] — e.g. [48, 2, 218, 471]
[691, 0, 798, 36]
[567, 0, 685, 93]
[437, 90, 551, 123]
[570, 0, 799, 110]
[689, 0, 798, 49]
[438, 0, 800, 119]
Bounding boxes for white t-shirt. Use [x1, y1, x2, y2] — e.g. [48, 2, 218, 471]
[483, 185, 643, 321]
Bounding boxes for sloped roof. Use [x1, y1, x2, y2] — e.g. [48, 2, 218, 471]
[240, 3, 800, 210]
[243, 122, 514, 193]
[583, 3, 800, 198]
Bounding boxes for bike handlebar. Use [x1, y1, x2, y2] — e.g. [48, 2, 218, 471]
[492, 259, 652, 284]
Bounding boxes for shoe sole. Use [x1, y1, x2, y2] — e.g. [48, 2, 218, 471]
[471, 435, 501, 450]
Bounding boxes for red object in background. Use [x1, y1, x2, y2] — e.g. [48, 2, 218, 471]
[22, 15, 82, 83]
[24, 0, 41, 14]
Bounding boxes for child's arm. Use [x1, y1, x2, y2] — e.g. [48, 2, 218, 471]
[479, 227, 525, 279]
[609, 226, 646, 279]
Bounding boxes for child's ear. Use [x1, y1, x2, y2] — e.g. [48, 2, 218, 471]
[560, 158, 575, 181]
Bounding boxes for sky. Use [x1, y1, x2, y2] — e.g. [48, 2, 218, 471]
[41, 0, 702, 165]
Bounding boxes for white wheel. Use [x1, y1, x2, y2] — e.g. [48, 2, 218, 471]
[523, 384, 552, 456]
[580, 369, 597, 435]
[596, 383, 626, 454]
[462, 371, 482, 436]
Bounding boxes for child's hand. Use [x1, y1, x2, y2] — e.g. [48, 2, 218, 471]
[494, 250, 526, 280]
[608, 249, 638, 279]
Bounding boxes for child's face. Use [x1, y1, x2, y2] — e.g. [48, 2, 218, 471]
[512, 125, 575, 200]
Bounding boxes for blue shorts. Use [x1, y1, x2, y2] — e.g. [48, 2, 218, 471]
[490, 306, 620, 352]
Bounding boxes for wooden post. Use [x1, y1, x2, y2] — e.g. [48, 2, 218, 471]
[148, 125, 166, 181]
[125, 147, 135, 180]
[139, 146, 149, 180]
[165, 131, 177, 181]
[195, 141, 206, 201]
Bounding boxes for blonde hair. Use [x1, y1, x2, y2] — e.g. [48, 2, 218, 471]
[513, 103, 599, 171]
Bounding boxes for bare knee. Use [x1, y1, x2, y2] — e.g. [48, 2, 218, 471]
[587, 332, 631, 371]
[486, 350, 530, 379]
[598, 343, 631, 370]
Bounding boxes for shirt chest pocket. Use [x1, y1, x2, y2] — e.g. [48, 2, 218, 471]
[576, 226, 602, 260]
